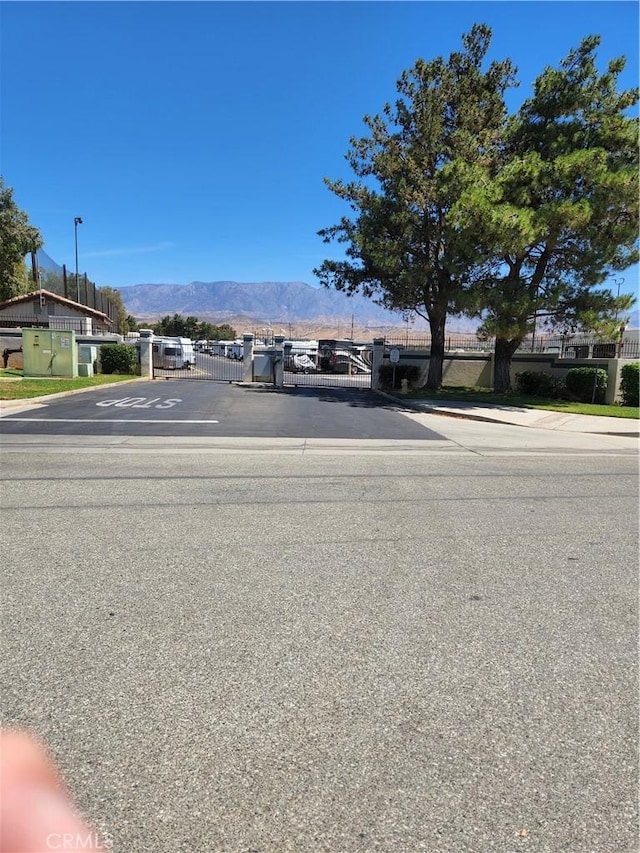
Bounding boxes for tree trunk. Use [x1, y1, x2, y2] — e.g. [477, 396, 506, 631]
[493, 336, 521, 392]
[426, 310, 446, 390]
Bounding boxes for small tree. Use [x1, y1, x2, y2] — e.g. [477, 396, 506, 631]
[153, 314, 196, 337]
[207, 323, 237, 340]
[152, 316, 237, 341]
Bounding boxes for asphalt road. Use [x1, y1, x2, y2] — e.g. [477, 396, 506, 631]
[0, 380, 442, 440]
[1, 387, 638, 853]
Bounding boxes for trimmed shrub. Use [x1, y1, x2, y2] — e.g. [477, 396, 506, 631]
[515, 371, 566, 399]
[565, 366, 607, 404]
[99, 344, 137, 375]
[378, 363, 421, 389]
[620, 362, 639, 407]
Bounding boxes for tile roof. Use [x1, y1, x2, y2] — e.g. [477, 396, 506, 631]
[0, 290, 112, 323]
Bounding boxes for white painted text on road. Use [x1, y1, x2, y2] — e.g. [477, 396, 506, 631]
[95, 397, 182, 409]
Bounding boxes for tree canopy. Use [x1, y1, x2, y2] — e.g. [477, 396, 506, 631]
[152, 314, 237, 340]
[316, 26, 638, 391]
[452, 35, 638, 389]
[0, 177, 43, 302]
[315, 24, 516, 389]
[99, 286, 130, 335]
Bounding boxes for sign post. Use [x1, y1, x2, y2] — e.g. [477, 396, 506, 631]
[389, 347, 400, 390]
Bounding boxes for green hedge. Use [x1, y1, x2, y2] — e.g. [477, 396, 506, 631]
[378, 363, 421, 389]
[100, 344, 137, 375]
[515, 371, 566, 399]
[565, 367, 607, 404]
[620, 362, 639, 407]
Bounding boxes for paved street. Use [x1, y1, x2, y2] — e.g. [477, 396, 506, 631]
[1, 386, 638, 852]
[0, 380, 441, 440]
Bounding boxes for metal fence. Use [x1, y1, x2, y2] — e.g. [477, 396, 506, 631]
[383, 333, 640, 359]
[384, 334, 494, 352]
[27, 251, 121, 329]
[523, 335, 640, 359]
[0, 314, 118, 334]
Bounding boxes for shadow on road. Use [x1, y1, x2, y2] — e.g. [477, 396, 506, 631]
[239, 385, 409, 410]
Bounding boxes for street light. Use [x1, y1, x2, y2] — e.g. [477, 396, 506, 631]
[615, 278, 626, 356]
[74, 217, 83, 303]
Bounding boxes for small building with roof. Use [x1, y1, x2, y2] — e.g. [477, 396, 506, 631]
[0, 289, 114, 335]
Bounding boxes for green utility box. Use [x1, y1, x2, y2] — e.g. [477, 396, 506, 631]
[22, 328, 78, 378]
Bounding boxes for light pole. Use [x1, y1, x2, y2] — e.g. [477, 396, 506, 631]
[74, 217, 83, 303]
[615, 278, 626, 356]
[615, 278, 625, 317]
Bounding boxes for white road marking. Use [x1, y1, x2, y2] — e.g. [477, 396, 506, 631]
[1, 418, 219, 424]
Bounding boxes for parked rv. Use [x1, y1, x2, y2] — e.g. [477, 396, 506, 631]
[317, 340, 372, 374]
[285, 353, 319, 374]
[152, 340, 186, 370]
[176, 337, 196, 366]
[151, 336, 195, 370]
[284, 340, 319, 373]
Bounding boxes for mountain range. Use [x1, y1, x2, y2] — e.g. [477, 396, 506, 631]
[116, 279, 639, 335]
[116, 280, 437, 329]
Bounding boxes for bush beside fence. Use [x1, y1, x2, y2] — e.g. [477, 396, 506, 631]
[100, 344, 137, 375]
[620, 363, 639, 407]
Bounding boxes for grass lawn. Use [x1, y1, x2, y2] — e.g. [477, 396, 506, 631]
[399, 385, 639, 419]
[0, 370, 141, 401]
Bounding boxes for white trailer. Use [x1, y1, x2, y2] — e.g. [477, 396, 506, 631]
[151, 336, 195, 369]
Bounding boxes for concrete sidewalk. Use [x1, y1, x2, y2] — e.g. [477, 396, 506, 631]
[384, 394, 640, 437]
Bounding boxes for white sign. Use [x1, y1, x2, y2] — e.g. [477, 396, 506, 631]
[389, 348, 400, 364]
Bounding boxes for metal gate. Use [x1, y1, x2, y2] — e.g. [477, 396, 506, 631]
[282, 340, 373, 389]
[152, 347, 244, 382]
[151, 338, 373, 389]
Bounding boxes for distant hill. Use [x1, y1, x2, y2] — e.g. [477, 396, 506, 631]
[116, 280, 452, 330]
[111, 279, 640, 337]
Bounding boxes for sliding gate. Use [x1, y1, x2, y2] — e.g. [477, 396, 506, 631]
[153, 350, 244, 382]
[151, 339, 373, 389]
[282, 340, 373, 389]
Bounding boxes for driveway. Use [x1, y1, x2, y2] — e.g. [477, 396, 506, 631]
[0, 380, 443, 440]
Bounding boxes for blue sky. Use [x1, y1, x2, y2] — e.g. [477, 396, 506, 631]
[1, 1, 638, 301]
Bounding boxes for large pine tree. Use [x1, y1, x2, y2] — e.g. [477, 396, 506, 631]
[315, 25, 516, 389]
[454, 36, 638, 391]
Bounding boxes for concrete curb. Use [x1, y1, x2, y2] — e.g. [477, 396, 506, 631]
[375, 390, 640, 437]
[0, 377, 149, 412]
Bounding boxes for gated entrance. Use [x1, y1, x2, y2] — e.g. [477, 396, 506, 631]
[152, 335, 373, 389]
[151, 336, 374, 389]
[282, 339, 373, 389]
[152, 347, 244, 382]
